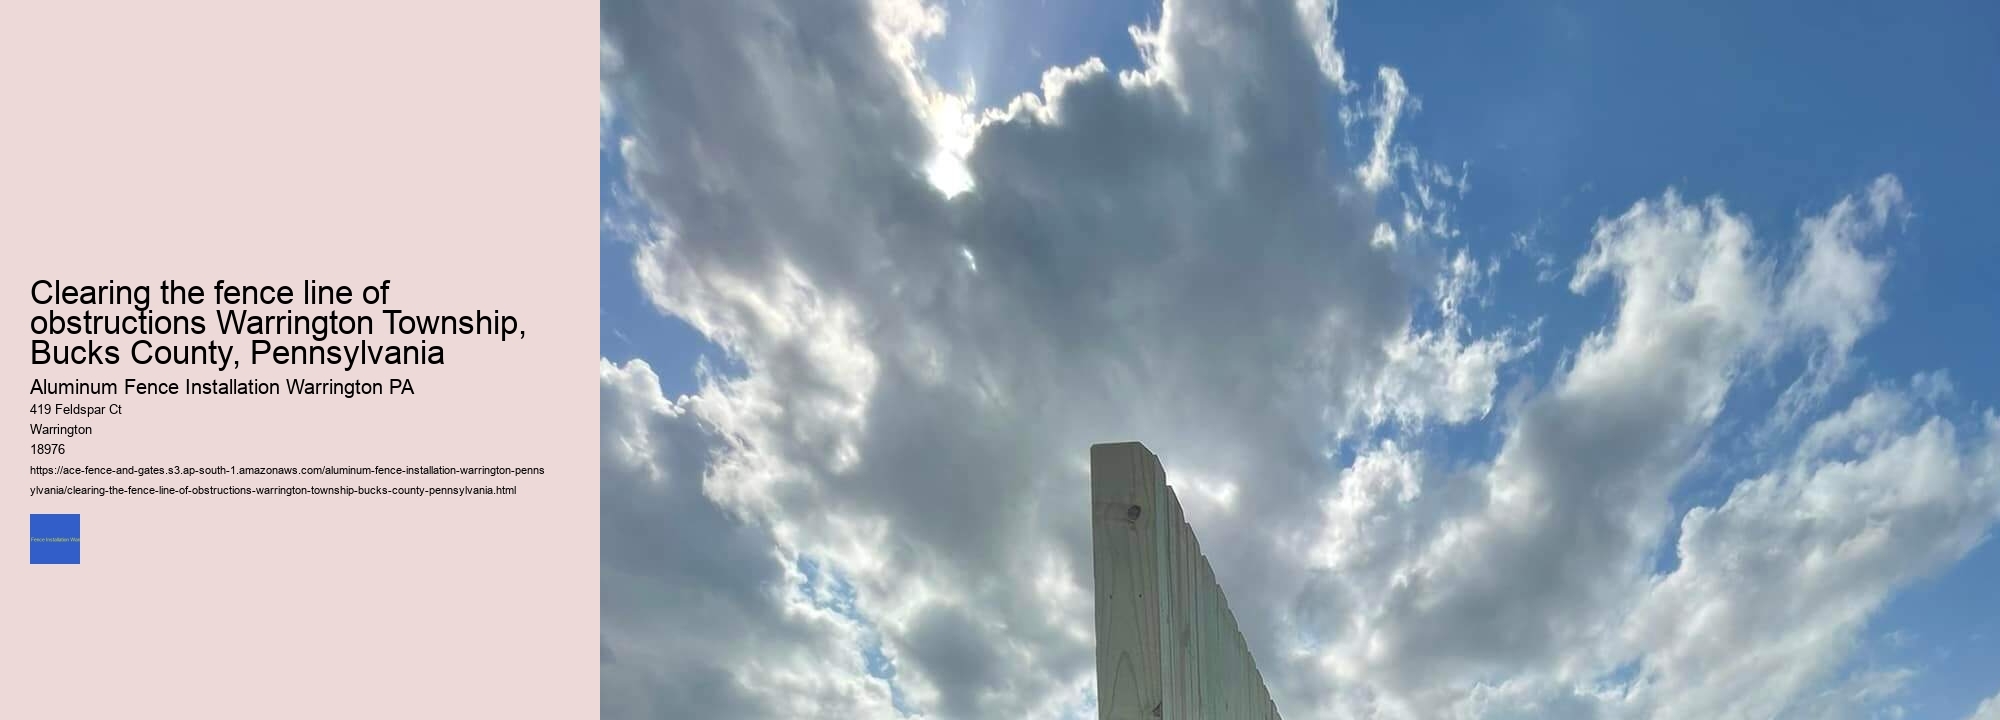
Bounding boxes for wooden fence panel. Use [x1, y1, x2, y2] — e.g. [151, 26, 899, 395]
[1091, 442, 1282, 720]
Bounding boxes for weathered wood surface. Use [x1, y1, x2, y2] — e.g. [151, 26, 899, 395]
[1091, 442, 1280, 720]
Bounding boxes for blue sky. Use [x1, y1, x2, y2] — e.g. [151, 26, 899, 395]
[609, 0, 2000, 410]
[910, 0, 2000, 391]
[601, 1, 2000, 717]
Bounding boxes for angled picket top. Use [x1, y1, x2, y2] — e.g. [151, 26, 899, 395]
[1091, 442, 1280, 720]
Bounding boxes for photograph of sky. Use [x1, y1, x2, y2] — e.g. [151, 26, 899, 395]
[598, 1, 2000, 717]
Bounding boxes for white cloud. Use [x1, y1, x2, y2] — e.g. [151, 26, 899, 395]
[1278, 179, 1996, 720]
[1346, 249, 1535, 431]
[604, 0, 1399, 715]
[1969, 690, 2000, 720]
[1358, 66, 1409, 192]
[1333, 185, 1990, 720]
[1350, 64, 1467, 245]
[1615, 392, 1999, 720]
[1294, 186, 1789, 714]
[600, 359, 904, 718]
[1767, 174, 1909, 429]
[1293, 0, 1352, 91]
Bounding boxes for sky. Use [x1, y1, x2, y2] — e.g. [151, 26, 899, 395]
[597, 1, 2000, 718]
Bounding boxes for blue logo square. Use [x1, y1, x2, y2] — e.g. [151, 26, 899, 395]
[30, 513, 80, 564]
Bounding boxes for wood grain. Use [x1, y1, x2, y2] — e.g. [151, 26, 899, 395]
[1091, 442, 1282, 720]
